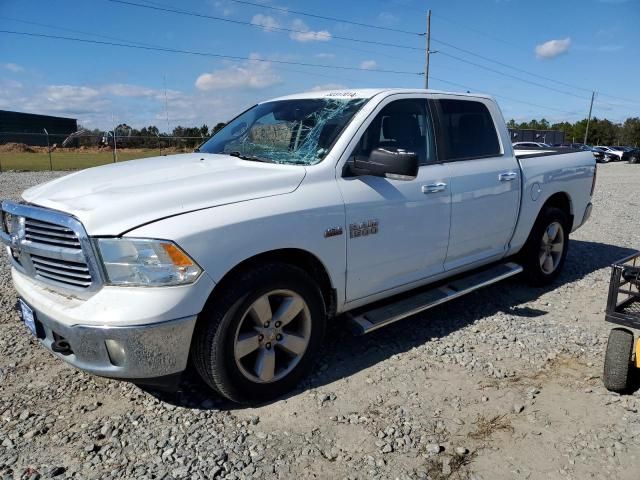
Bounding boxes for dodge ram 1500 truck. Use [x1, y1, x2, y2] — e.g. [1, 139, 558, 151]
[1, 89, 596, 403]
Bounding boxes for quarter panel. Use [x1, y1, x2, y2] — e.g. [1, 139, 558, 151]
[508, 151, 595, 255]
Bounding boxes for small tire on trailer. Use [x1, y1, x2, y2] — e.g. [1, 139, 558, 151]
[192, 263, 326, 404]
[520, 206, 570, 286]
[603, 328, 635, 393]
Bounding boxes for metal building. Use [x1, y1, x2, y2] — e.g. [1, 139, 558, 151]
[0, 110, 78, 147]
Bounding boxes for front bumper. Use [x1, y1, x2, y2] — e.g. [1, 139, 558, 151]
[10, 266, 214, 380]
[20, 298, 197, 380]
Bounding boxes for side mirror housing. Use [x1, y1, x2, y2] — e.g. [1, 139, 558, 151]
[352, 148, 419, 180]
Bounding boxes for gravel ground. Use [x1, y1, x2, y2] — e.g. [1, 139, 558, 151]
[1, 164, 640, 480]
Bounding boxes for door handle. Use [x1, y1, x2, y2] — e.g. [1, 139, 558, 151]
[498, 171, 518, 182]
[422, 182, 447, 194]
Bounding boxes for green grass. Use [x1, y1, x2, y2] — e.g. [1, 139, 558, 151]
[0, 149, 173, 171]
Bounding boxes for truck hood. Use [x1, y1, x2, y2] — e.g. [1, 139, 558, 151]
[22, 153, 306, 235]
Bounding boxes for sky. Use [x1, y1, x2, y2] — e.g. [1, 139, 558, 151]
[0, 0, 639, 132]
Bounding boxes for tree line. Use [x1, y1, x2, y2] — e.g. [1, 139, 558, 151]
[76, 122, 227, 148]
[507, 117, 640, 146]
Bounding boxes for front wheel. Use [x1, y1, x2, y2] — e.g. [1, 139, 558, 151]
[520, 206, 570, 286]
[192, 264, 326, 404]
[630, 155, 639, 164]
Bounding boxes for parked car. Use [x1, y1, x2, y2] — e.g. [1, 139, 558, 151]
[594, 145, 626, 162]
[512, 141, 552, 148]
[1, 88, 596, 403]
[552, 143, 590, 150]
[626, 147, 640, 164]
[590, 147, 609, 163]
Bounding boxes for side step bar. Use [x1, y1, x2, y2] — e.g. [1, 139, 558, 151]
[349, 262, 523, 334]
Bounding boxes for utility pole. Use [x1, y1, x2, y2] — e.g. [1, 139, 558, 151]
[424, 9, 431, 89]
[112, 113, 118, 163]
[164, 75, 170, 145]
[584, 91, 595, 145]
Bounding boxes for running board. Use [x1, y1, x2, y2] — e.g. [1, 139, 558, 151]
[348, 262, 523, 335]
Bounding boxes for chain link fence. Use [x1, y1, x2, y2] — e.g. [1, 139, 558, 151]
[0, 132, 210, 172]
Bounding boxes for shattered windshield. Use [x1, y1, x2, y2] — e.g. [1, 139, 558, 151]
[199, 97, 368, 165]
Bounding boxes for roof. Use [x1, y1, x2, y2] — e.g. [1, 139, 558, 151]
[265, 88, 496, 103]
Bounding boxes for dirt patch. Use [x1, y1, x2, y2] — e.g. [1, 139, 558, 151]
[0, 143, 36, 153]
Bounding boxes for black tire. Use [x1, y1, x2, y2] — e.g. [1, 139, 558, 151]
[192, 263, 326, 404]
[630, 155, 639, 164]
[520, 206, 570, 286]
[603, 328, 634, 393]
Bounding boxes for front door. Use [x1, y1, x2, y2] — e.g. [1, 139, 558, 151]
[337, 97, 451, 302]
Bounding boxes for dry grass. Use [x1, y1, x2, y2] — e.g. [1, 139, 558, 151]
[468, 414, 514, 440]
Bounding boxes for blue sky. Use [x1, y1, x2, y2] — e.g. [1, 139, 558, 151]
[0, 0, 638, 131]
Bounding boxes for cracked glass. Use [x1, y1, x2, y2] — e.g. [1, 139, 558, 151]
[199, 98, 369, 165]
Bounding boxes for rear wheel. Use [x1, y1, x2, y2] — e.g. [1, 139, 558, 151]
[630, 155, 639, 164]
[520, 206, 570, 286]
[192, 264, 326, 403]
[603, 328, 635, 393]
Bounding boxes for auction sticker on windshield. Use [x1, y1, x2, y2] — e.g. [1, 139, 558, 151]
[19, 299, 37, 336]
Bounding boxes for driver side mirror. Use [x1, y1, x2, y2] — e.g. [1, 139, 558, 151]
[352, 148, 419, 180]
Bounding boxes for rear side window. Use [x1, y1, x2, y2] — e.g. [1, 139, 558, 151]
[437, 99, 501, 160]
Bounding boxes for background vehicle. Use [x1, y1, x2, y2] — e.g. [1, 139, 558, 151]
[1, 88, 596, 403]
[512, 141, 552, 148]
[595, 145, 626, 162]
[627, 147, 640, 164]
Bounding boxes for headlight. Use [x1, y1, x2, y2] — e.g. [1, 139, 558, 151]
[96, 238, 202, 286]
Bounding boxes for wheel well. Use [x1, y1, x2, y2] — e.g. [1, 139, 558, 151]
[542, 192, 574, 230]
[211, 249, 337, 318]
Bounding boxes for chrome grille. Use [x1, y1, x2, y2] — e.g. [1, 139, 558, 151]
[25, 218, 82, 249]
[1, 201, 102, 294]
[31, 254, 92, 289]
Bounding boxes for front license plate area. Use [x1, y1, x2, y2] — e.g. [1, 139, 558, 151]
[18, 299, 37, 336]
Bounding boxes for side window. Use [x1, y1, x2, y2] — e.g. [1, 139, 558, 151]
[437, 99, 501, 160]
[352, 99, 436, 166]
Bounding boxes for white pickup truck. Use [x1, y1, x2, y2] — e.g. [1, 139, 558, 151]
[1, 89, 596, 403]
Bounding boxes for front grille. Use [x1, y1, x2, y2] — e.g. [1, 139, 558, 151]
[31, 254, 93, 289]
[1, 202, 99, 293]
[24, 218, 82, 249]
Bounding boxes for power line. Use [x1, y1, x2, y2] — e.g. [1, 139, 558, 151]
[224, 0, 422, 36]
[429, 76, 583, 117]
[109, 0, 640, 106]
[437, 50, 591, 101]
[429, 18, 640, 105]
[0, 29, 423, 76]
[106, 0, 424, 52]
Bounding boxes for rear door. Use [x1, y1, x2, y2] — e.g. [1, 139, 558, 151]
[432, 97, 520, 271]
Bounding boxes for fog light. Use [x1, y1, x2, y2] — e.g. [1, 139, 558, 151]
[105, 339, 127, 367]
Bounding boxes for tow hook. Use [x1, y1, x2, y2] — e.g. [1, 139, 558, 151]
[51, 339, 73, 356]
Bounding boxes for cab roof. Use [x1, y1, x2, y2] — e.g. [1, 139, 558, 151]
[265, 88, 496, 103]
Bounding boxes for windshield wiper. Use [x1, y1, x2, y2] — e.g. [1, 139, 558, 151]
[228, 151, 272, 163]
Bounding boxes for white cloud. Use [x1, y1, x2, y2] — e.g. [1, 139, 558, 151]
[360, 60, 377, 70]
[4, 63, 24, 73]
[195, 54, 280, 91]
[377, 12, 398, 24]
[310, 83, 347, 92]
[535, 37, 571, 59]
[251, 14, 280, 32]
[289, 19, 331, 42]
[315, 53, 335, 59]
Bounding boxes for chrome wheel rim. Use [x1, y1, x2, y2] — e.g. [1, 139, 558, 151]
[233, 289, 311, 384]
[539, 221, 564, 275]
